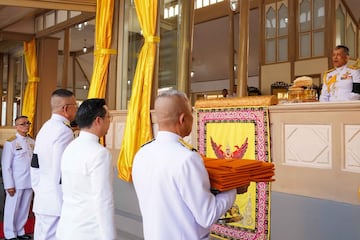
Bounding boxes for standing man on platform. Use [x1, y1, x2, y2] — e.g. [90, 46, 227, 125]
[132, 90, 247, 240]
[30, 89, 77, 240]
[319, 45, 360, 102]
[56, 98, 116, 240]
[2, 116, 34, 240]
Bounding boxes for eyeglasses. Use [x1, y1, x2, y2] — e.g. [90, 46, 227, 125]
[102, 115, 113, 121]
[66, 103, 78, 107]
[63, 103, 78, 109]
[17, 121, 31, 126]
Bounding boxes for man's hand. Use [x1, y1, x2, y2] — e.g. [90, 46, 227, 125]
[7, 188, 16, 197]
[236, 184, 249, 194]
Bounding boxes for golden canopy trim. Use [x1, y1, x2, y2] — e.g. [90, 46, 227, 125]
[195, 95, 278, 108]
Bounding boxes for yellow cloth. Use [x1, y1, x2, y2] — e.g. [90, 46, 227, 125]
[87, 0, 116, 99]
[22, 38, 39, 137]
[117, 0, 159, 182]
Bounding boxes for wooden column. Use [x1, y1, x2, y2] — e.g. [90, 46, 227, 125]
[62, 28, 70, 88]
[0, 54, 3, 125]
[178, 0, 194, 96]
[228, 10, 235, 95]
[35, 37, 59, 135]
[6, 55, 15, 125]
[107, 0, 119, 110]
[237, 0, 250, 97]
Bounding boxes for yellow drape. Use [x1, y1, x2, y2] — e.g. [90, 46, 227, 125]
[117, 0, 159, 182]
[87, 0, 116, 99]
[22, 38, 40, 137]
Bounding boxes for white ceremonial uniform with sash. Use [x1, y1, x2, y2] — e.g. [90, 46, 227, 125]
[319, 65, 360, 102]
[30, 114, 74, 240]
[56, 131, 116, 240]
[132, 131, 236, 240]
[2, 133, 34, 239]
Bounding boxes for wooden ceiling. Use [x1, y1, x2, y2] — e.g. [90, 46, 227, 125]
[0, 0, 96, 54]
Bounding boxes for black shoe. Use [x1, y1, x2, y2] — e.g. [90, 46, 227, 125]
[17, 234, 32, 239]
[5, 238, 17, 240]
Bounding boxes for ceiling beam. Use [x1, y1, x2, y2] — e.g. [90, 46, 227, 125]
[0, 31, 33, 41]
[0, 0, 96, 12]
[35, 12, 95, 38]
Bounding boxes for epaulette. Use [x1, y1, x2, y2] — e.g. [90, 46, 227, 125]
[178, 138, 197, 152]
[63, 121, 72, 129]
[141, 139, 155, 147]
[348, 65, 360, 70]
[324, 68, 335, 73]
[6, 135, 16, 142]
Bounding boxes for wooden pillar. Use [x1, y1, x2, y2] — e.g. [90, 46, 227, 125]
[6, 55, 15, 125]
[178, 0, 194, 96]
[228, 10, 235, 95]
[151, 3, 160, 109]
[237, 0, 250, 97]
[62, 28, 70, 88]
[107, 0, 119, 110]
[0, 54, 3, 125]
[35, 37, 59, 135]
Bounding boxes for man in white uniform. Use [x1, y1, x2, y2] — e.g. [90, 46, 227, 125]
[319, 45, 360, 102]
[56, 98, 116, 240]
[132, 90, 248, 240]
[2, 116, 34, 240]
[30, 89, 77, 240]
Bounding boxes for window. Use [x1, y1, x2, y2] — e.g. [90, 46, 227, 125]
[194, 0, 223, 10]
[265, 1, 289, 64]
[335, 1, 357, 59]
[298, 0, 325, 58]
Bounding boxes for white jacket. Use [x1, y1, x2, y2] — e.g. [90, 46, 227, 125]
[56, 131, 116, 240]
[31, 114, 74, 216]
[132, 131, 236, 240]
[2, 132, 34, 190]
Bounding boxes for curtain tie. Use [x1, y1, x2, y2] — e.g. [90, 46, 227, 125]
[28, 76, 40, 83]
[145, 35, 160, 43]
[94, 48, 117, 56]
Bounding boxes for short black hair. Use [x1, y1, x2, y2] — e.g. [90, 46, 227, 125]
[335, 45, 349, 56]
[51, 88, 74, 97]
[14, 115, 28, 122]
[76, 98, 106, 128]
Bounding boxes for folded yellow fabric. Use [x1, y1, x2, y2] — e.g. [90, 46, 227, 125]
[203, 157, 275, 192]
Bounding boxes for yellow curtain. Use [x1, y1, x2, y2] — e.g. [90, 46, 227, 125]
[22, 38, 40, 137]
[117, 0, 159, 182]
[87, 0, 116, 99]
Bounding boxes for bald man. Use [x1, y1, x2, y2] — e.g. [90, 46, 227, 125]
[132, 90, 240, 240]
[31, 89, 77, 240]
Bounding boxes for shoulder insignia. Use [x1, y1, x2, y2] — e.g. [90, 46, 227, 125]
[324, 68, 335, 73]
[6, 135, 16, 142]
[141, 139, 155, 147]
[348, 65, 360, 70]
[178, 138, 197, 152]
[63, 121, 72, 129]
[26, 133, 33, 139]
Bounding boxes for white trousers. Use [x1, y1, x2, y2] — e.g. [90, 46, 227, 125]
[34, 213, 59, 240]
[3, 188, 33, 239]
